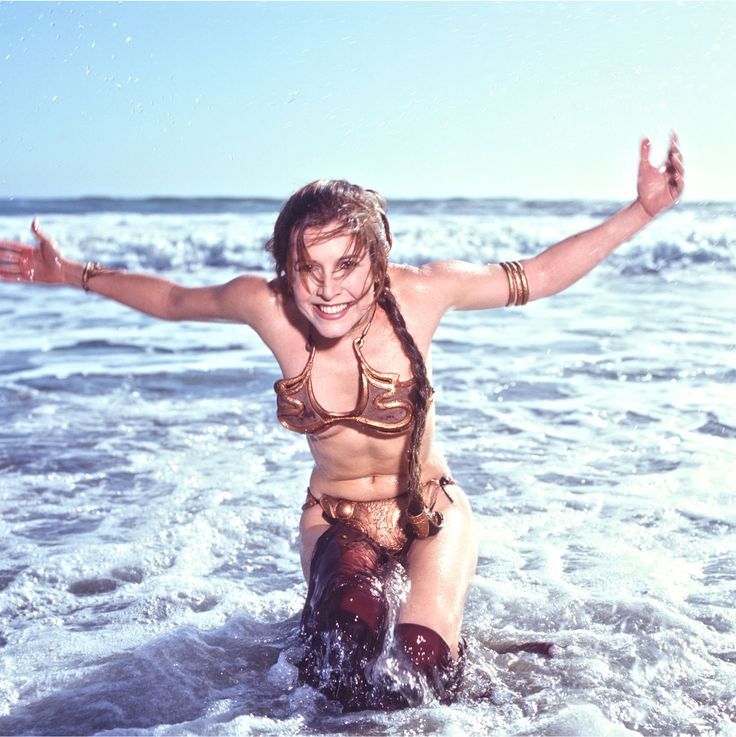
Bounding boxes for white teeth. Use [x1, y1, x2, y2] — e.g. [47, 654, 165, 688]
[317, 303, 349, 315]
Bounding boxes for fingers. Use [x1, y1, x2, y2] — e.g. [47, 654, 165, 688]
[668, 169, 684, 197]
[666, 133, 684, 196]
[667, 164, 684, 192]
[0, 244, 26, 281]
[0, 241, 26, 255]
[668, 151, 684, 175]
[641, 133, 684, 201]
[0, 240, 32, 281]
[666, 131, 683, 163]
[641, 133, 683, 167]
[665, 149, 684, 175]
[668, 132, 683, 162]
[0, 263, 23, 280]
[0, 247, 24, 280]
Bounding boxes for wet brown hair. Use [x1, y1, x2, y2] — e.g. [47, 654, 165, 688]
[265, 179, 432, 522]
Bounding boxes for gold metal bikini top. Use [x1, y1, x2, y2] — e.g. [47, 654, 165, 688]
[274, 318, 416, 436]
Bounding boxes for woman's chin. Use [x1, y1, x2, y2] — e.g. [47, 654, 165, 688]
[311, 319, 353, 341]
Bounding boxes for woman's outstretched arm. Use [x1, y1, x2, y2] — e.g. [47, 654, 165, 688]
[414, 133, 685, 312]
[0, 220, 271, 325]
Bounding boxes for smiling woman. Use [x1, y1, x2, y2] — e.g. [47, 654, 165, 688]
[289, 228, 376, 334]
[0, 137, 684, 711]
[264, 182, 469, 707]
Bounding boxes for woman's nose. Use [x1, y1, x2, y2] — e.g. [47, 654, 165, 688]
[317, 274, 340, 300]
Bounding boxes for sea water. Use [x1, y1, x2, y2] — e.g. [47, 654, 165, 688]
[0, 198, 734, 736]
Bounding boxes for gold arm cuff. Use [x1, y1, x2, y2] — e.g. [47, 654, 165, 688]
[499, 260, 529, 306]
[500, 261, 516, 306]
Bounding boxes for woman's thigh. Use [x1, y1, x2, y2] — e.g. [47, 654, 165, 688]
[299, 501, 331, 580]
[399, 485, 478, 657]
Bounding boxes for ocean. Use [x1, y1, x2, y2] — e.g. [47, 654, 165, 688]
[0, 197, 734, 736]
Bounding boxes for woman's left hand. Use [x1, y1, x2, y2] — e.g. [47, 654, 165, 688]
[637, 132, 684, 219]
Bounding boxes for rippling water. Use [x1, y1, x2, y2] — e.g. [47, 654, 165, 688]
[0, 199, 734, 735]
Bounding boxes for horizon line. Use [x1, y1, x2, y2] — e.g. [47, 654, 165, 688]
[2, 194, 731, 205]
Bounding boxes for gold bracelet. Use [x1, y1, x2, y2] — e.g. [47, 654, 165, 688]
[81, 261, 114, 291]
[500, 261, 516, 305]
[500, 260, 529, 306]
[514, 260, 530, 305]
[81, 262, 97, 291]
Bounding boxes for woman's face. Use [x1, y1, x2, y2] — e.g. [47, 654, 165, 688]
[289, 224, 375, 341]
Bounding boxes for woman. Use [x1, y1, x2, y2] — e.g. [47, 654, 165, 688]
[0, 135, 683, 710]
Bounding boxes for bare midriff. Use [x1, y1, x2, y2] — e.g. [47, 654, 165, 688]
[305, 410, 450, 502]
[307, 461, 451, 502]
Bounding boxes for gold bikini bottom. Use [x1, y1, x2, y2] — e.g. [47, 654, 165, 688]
[302, 477, 455, 553]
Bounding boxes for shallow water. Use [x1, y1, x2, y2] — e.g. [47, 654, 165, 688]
[0, 199, 734, 735]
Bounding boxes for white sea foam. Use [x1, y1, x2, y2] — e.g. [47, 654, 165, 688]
[0, 200, 734, 735]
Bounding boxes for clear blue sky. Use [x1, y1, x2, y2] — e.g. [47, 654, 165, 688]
[1, 1, 733, 201]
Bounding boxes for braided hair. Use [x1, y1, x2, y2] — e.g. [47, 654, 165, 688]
[266, 180, 433, 525]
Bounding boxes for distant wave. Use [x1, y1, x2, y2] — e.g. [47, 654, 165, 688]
[0, 197, 284, 217]
[4, 196, 730, 218]
[1, 199, 733, 275]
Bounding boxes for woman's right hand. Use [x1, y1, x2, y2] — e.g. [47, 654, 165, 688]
[0, 219, 70, 285]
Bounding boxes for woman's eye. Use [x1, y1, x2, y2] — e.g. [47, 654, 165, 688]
[337, 260, 356, 271]
[297, 263, 314, 273]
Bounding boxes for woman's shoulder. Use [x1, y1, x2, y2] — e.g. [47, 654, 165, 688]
[388, 261, 455, 303]
[256, 280, 312, 357]
[388, 260, 465, 285]
[386, 263, 451, 334]
[387, 262, 425, 293]
[220, 274, 303, 338]
[226, 274, 298, 314]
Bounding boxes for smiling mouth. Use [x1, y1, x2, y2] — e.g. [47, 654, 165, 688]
[315, 303, 350, 316]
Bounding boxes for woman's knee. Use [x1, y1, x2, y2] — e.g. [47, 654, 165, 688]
[388, 622, 464, 705]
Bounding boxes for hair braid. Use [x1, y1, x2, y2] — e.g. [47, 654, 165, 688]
[377, 278, 432, 519]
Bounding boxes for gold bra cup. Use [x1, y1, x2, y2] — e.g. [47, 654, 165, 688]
[275, 321, 416, 435]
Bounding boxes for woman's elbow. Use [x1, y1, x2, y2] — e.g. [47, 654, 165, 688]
[163, 284, 188, 321]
